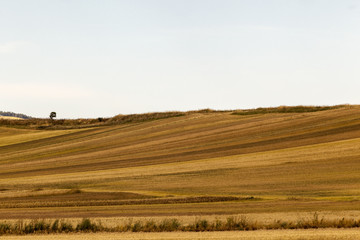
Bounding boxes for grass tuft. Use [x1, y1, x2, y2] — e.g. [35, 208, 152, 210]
[76, 218, 99, 232]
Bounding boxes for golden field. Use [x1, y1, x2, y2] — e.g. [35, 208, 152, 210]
[1, 229, 360, 240]
[0, 116, 23, 120]
[0, 106, 360, 238]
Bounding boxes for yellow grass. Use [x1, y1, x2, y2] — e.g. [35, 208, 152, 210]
[0, 127, 83, 147]
[1, 229, 360, 240]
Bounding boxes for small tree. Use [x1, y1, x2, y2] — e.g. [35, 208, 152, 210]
[50, 112, 56, 120]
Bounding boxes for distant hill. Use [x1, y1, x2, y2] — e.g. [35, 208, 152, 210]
[0, 111, 32, 119]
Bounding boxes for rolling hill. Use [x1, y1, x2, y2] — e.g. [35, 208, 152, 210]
[0, 111, 31, 119]
[0, 105, 359, 219]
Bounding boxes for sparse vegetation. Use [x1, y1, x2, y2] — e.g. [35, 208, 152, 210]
[0, 214, 359, 235]
[232, 105, 348, 115]
[0, 111, 187, 129]
[109, 111, 186, 124]
[0, 105, 351, 129]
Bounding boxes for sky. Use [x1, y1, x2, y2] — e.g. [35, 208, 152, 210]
[1, 0, 360, 118]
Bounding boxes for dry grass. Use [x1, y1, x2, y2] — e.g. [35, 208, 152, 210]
[1, 229, 360, 240]
[1, 229, 359, 240]
[0, 214, 359, 235]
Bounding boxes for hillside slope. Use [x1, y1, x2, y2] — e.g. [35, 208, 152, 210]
[0, 106, 359, 218]
[0, 116, 23, 120]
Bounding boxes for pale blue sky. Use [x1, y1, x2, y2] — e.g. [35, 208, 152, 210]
[1, 0, 360, 118]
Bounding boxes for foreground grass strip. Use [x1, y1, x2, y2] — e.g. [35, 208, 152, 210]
[2, 230, 360, 240]
[1, 214, 360, 235]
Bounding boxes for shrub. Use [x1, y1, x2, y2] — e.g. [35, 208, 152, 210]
[214, 219, 224, 231]
[0, 222, 11, 234]
[59, 221, 73, 233]
[76, 218, 97, 232]
[21, 220, 50, 234]
[195, 219, 209, 231]
[51, 219, 59, 232]
[143, 220, 157, 232]
[158, 219, 181, 232]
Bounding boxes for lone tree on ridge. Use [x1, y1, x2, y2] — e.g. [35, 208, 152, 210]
[50, 112, 56, 120]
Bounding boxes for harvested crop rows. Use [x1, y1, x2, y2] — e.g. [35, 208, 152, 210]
[0, 106, 360, 222]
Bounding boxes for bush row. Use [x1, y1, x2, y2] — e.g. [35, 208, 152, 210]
[1, 214, 360, 235]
